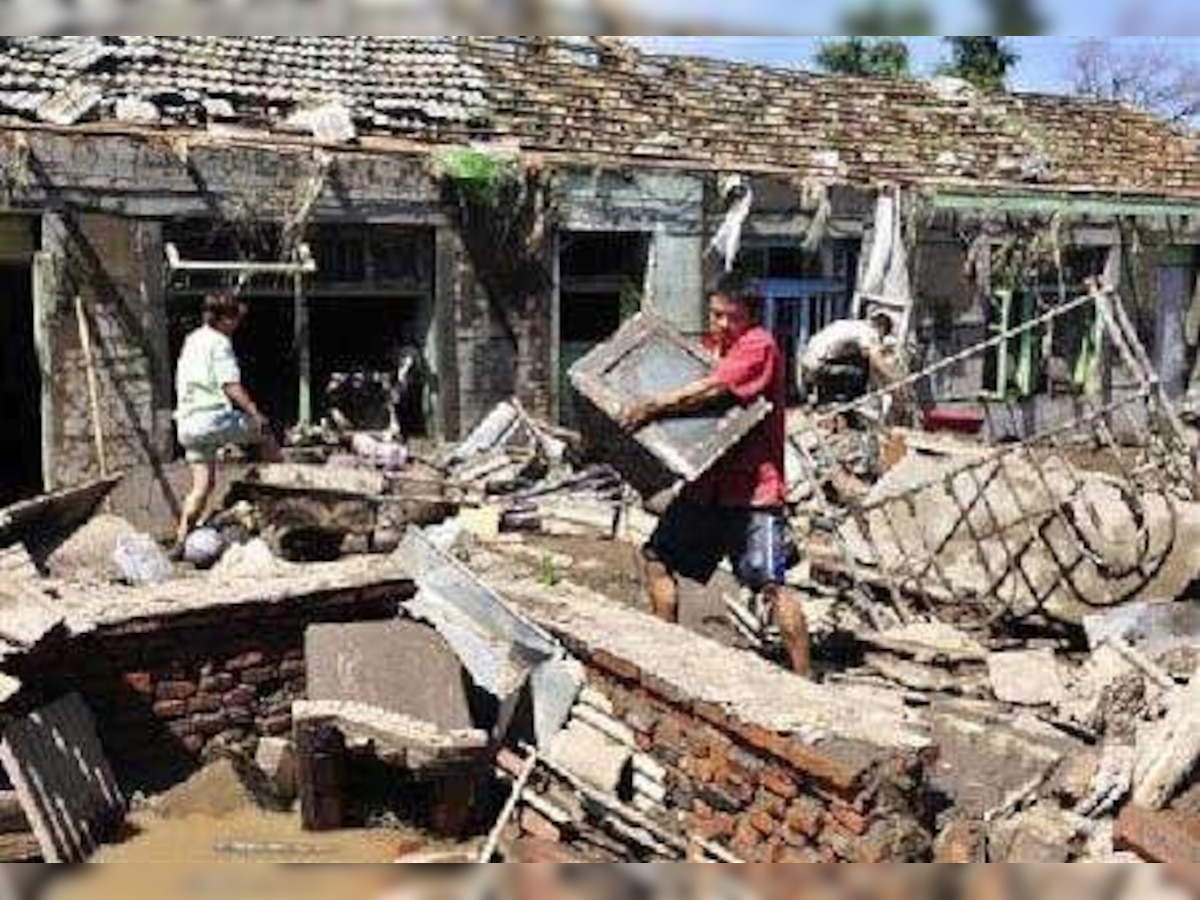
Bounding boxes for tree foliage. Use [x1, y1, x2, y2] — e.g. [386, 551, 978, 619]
[816, 37, 911, 79]
[940, 37, 1019, 93]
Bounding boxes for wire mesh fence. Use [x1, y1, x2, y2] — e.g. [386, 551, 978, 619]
[790, 287, 1198, 629]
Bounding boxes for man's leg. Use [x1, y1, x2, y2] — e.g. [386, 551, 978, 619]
[764, 583, 811, 677]
[643, 556, 680, 623]
[176, 460, 216, 546]
[736, 512, 812, 678]
[642, 501, 719, 625]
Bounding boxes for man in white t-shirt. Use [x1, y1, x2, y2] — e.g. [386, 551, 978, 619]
[173, 292, 282, 548]
[800, 311, 897, 404]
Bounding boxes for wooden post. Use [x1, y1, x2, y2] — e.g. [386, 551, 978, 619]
[74, 295, 108, 478]
[294, 271, 311, 427]
[295, 721, 345, 832]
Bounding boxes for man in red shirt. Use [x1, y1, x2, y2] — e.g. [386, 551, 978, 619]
[621, 288, 811, 676]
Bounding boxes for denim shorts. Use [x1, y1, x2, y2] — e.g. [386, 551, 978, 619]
[177, 409, 261, 463]
[645, 501, 793, 591]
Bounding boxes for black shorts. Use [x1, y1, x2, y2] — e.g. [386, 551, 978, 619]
[645, 502, 792, 591]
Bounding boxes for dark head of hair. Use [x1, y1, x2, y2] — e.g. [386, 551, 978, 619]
[202, 292, 245, 327]
[709, 276, 763, 319]
[869, 310, 895, 337]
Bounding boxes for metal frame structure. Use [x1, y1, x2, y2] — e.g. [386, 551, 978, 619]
[793, 287, 1197, 629]
[164, 241, 319, 425]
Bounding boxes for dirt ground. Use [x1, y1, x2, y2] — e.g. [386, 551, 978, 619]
[503, 534, 743, 646]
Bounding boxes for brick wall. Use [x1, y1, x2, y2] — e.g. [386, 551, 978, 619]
[3, 591, 399, 790]
[571, 665, 934, 863]
[46, 213, 168, 489]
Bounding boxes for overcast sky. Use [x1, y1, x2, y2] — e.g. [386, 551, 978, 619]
[627, 36, 1200, 95]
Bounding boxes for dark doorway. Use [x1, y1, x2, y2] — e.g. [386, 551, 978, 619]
[558, 232, 649, 427]
[0, 264, 41, 505]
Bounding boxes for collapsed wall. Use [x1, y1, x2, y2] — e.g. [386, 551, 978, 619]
[2, 561, 412, 786]
[488, 566, 937, 862]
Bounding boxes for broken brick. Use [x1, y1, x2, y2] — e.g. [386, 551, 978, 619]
[761, 768, 800, 801]
[1115, 804, 1200, 863]
[590, 649, 641, 683]
[786, 796, 825, 839]
[123, 672, 153, 695]
[225, 650, 266, 671]
[934, 818, 986, 863]
[152, 699, 187, 719]
[829, 800, 869, 836]
[749, 808, 777, 836]
[155, 680, 197, 701]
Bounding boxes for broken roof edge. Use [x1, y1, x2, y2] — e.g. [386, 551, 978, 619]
[3, 116, 1198, 201]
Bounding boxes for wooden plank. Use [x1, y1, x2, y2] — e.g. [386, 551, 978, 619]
[0, 831, 41, 862]
[0, 694, 125, 863]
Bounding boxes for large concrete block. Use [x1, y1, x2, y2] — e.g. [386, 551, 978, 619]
[305, 620, 474, 732]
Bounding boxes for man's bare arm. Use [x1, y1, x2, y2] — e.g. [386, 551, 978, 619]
[621, 376, 730, 431]
[224, 383, 267, 425]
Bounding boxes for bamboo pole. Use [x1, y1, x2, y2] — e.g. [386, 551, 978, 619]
[74, 295, 108, 478]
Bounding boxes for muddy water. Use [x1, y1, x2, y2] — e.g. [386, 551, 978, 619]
[90, 807, 408, 863]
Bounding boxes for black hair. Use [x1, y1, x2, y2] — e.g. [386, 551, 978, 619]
[202, 292, 246, 327]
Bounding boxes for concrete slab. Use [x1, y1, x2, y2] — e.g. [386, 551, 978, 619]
[0, 693, 126, 862]
[305, 620, 473, 732]
[987, 650, 1067, 707]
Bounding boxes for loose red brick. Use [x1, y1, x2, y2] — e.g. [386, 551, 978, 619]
[152, 699, 187, 719]
[749, 809, 777, 836]
[226, 707, 254, 726]
[778, 846, 822, 863]
[187, 694, 223, 715]
[692, 810, 735, 842]
[934, 818, 986, 863]
[156, 680, 198, 701]
[786, 797, 825, 839]
[731, 819, 763, 858]
[241, 665, 279, 686]
[639, 671, 687, 707]
[761, 768, 800, 801]
[755, 791, 787, 820]
[225, 650, 266, 671]
[830, 800, 870, 836]
[199, 673, 235, 694]
[590, 649, 641, 683]
[262, 713, 292, 736]
[690, 700, 729, 730]
[782, 827, 810, 849]
[192, 712, 230, 736]
[167, 718, 197, 738]
[123, 672, 153, 695]
[1115, 804, 1200, 863]
[181, 734, 206, 755]
[224, 685, 256, 707]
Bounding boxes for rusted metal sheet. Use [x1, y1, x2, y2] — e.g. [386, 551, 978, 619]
[569, 313, 770, 498]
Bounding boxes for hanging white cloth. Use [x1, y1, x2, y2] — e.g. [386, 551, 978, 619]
[707, 174, 753, 273]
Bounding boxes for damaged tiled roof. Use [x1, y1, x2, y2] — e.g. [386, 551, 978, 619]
[459, 37, 1200, 196]
[0, 36, 1196, 196]
[0, 36, 490, 135]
